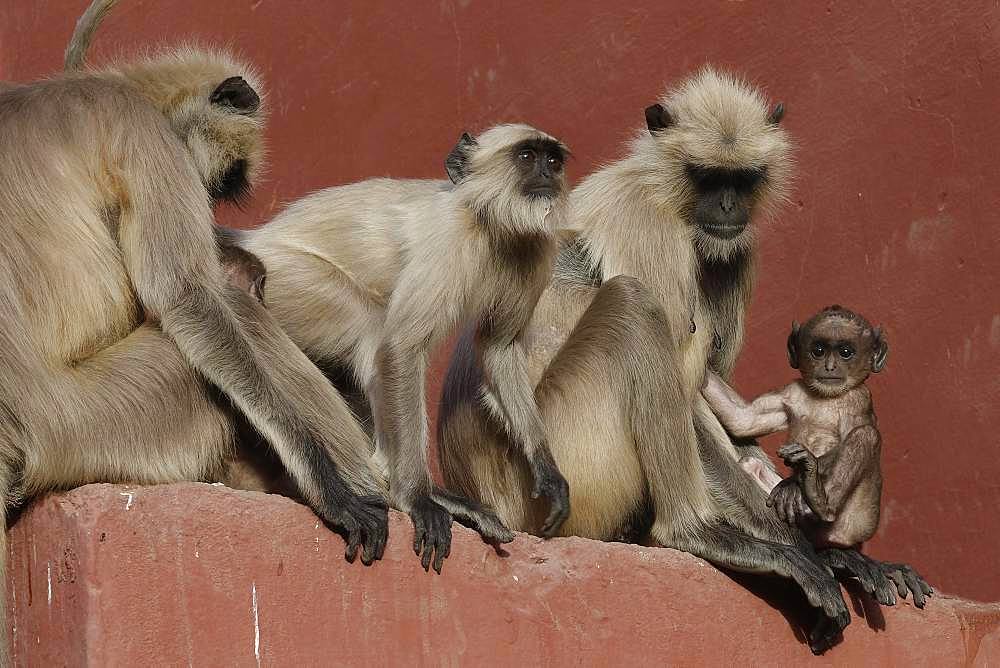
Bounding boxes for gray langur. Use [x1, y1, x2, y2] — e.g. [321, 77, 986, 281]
[241, 124, 572, 572]
[0, 4, 392, 662]
[438, 67, 931, 653]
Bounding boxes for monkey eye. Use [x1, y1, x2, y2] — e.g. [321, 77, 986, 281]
[809, 343, 826, 359]
[547, 155, 563, 172]
[838, 345, 855, 360]
[518, 149, 535, 162]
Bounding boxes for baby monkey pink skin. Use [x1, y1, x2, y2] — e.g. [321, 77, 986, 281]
[706, 305, 934, 609]
[703, 305, 889, 549]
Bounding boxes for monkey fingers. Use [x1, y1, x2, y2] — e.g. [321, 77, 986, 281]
[410, 496, 453, 574]
[335, 494, 390, 565]
[768, 479, 798, 524]
[530, 464, 570, 537]
[778, 443, 815, 472]
[808, 611, 850, 656]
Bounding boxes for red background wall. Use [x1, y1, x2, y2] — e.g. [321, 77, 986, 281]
[2, 1, 997, 601]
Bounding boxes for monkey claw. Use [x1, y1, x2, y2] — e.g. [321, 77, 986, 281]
[8, 483, 999, 665]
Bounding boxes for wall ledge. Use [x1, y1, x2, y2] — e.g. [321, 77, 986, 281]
[8, 483, 998, 665]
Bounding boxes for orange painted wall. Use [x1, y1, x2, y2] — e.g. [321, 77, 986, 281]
[2, 1, 997, 601]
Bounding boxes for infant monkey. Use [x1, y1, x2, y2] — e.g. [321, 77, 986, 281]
[703, 306, 888, 548]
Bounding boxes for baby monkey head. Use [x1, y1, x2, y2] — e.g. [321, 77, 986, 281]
[788, 306, 888, 398]
[445, 123, 570, 234]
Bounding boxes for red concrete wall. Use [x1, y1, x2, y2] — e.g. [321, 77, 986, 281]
[11, 484, 1000, 666]
[2, 1, 997, 601]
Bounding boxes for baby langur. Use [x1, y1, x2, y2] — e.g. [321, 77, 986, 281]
[703, 306, 890, 549]
[243, 124, 572, 571]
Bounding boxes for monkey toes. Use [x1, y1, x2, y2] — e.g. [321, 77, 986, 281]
[878, 561, 934, 609]
[817, 548, 899, 606]
[410, 496, 453, 574]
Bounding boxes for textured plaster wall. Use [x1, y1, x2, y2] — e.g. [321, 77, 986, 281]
[1, 1, 997, 601]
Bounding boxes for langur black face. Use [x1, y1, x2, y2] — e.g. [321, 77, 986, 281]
[206, 76, 262, 206]
[644, 100, 783, 242]
[687, 165, 767, 240]
[511, 139, 566, 199]
[787, 309, 888, 397]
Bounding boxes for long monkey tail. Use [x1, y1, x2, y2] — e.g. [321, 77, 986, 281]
[64, 0, 121, 71]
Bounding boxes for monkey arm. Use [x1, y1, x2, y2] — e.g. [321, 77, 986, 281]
[371, 273, 458, 572]
[115, 108, 387, 562]
[805, 425, 881, 522]
[702, 371, 788, 437]
[478, 335, 570, 536]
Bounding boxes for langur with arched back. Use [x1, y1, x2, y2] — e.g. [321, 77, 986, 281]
[0, 4, 390, 661]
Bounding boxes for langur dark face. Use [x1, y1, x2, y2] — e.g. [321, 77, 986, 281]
[687, 165, 767, 240]
[790, 315, 886, 397]
[512, 139, 566, 199]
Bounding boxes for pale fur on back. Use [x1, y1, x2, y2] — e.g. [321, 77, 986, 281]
[244, 123, 568, 519]
[245, 123, 566, 386]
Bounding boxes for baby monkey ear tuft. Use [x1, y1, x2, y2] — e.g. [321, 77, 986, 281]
[786, 321, 801, 369]
[871, 326, 889, 373]
[768, 102, 785, 125]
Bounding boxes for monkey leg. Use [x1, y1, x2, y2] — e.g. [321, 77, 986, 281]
[670, 524, 851, 655]
[18, 323, 235, 495]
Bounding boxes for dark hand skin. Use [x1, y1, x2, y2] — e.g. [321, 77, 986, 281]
[330, 494, 389, 566]
[767, 476, 812, 525]
[776, 442, 831, 522]
[530, 451, 570, 537]
[410, 495, 453, 574]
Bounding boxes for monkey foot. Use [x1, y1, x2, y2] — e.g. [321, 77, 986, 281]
[410, 496, 453, 574]
[877, 560, 934, 609]
[432, 486, 515, 546]
[817, 548, 899, 606]
[818, 549, 933, 609]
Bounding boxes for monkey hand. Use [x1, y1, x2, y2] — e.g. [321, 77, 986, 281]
[530, 456, 570, 538]
[767, 478, 810, 526]
[778, 442, 817, 474]
[409, 495, 453, 574]
[329, 493, 389, 567]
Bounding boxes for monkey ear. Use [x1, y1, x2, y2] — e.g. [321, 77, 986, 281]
[445, 132, 477, 184]
[767, 102, 785, 125]
[871, 326, 889, 373]
[211, 76, 261, 114]
[645, 103, 673, 135]
[787, 321, 801, 369]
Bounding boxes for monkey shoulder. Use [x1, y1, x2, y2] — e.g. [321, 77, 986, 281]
[842, 385, 874, 415]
